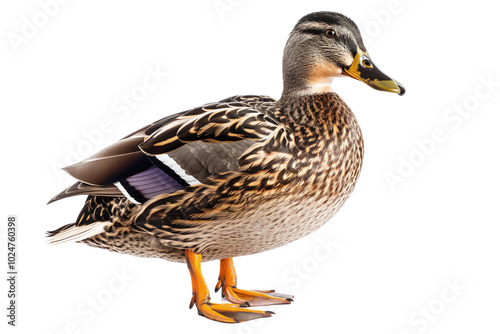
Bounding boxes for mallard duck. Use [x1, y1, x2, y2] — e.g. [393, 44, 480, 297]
[48, 11, 404, 323]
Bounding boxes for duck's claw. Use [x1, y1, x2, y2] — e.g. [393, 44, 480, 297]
[216, 258, 294, 306]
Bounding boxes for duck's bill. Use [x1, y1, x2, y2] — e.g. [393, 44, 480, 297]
[342, 47, 405, 96]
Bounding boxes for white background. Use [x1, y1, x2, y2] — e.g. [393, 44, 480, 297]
[1, 0, 499, 333]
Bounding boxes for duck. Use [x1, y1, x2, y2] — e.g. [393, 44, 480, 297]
[48, 11, 404, 323]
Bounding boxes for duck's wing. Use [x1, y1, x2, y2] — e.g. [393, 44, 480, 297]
[49, 95, 278, 204]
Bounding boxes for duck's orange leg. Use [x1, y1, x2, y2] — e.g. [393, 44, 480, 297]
[215, 258, 294, 307]
[185, 250, 273, 323]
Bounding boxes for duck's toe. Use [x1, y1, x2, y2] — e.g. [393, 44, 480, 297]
[219, 286, 293, 307]
[197, 302, 273, 323]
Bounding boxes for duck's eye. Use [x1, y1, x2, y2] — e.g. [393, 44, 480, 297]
[325, 29, 335, 38]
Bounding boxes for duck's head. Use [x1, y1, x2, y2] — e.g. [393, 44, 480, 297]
[282, 11, 405, 97]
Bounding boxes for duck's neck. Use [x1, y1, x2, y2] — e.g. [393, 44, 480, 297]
[283, 78, 334, 97]
[281, 65, 335, 97]
[281, 46, 342, 97]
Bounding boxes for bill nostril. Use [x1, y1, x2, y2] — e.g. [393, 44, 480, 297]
[362, 59, 372, 68]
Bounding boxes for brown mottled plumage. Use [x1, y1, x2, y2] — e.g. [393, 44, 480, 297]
[48, 11, 404, 323]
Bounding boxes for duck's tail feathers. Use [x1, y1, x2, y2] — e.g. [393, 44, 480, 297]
[46, 221, 111, 245]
